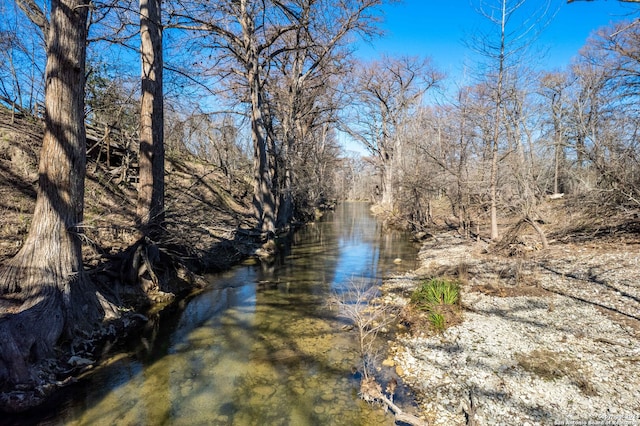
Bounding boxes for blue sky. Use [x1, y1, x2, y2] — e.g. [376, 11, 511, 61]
[356, 0, 639, 73]
[341, 0, 639, 155]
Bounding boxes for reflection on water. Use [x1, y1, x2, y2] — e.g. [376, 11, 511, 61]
[40, 202, 419, 425]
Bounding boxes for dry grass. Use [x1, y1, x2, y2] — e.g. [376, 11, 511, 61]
[515, 349, 598, 396]
[0, 109, 255, 268]
[401, 303, 464, 335]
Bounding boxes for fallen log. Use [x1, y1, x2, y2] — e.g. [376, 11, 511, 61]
[360, 377, 428, 426]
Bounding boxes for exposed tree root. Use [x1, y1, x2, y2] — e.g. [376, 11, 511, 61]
[111, 235, 204, 305]
[0, 267, 121, 383]
[0, 243, 122, 412]
[360, 376, 429, 426]
[0, 308, 147, 413]
[120, 236, 162, 293]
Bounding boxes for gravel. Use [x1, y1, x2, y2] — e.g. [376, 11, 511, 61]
[382, 233, 640, 426]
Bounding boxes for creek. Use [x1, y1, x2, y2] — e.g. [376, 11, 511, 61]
[29, 202, 420, 425]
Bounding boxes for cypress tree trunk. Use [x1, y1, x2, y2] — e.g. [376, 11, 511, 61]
[0, 0, 104, 388]
[240, 0, 276, 235]
[250, 74, 277, 234]
[138, 0, 165, 230]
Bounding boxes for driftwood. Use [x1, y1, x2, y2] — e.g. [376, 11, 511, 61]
[360, 377, 428, 426]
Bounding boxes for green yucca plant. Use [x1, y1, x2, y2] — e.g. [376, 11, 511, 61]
[410, 277, 460, 309]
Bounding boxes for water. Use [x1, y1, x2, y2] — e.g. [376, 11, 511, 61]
[33, 202, 419, 425]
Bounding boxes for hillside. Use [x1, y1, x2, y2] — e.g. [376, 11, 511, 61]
[0, 109, 257, 270]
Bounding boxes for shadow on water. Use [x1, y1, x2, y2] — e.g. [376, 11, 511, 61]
[20, 202, 420, 426]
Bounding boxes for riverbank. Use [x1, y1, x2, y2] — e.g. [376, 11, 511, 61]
[381, 225, 640, 425]
[0, 112, 262, 412]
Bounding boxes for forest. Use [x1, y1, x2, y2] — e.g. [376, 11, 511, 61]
[0, 0, 639, 417]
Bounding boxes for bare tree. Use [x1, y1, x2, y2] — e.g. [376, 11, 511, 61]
[0, 1, 46, 114]
[539, 71, 571, 196]
[0, 0, 111, 387]
[342, 55, 443, 209]
[477, 0, 508, 240]
[169, 0, 298, 234]
[168, 0, 390, 234]
[564, 21, 640, 206]
[568, 58, 610, 171]
[402, 98, 478, 235]
[470, 0, 555, 240]
[267, 0, 384, 226]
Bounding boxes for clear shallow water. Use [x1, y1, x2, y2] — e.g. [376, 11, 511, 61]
[31, 202, 419, 425]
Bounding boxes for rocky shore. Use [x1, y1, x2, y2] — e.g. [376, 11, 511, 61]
[382, 232, 640, 426]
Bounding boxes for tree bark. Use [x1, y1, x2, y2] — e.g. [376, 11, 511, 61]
[250, 73, 277, 234]
[0, 0, 104, 386]
[240, 1, 276, 235]
[138, 0, 165, 230]
[489, 0, 507, 241]
[381, 150, 395, 206]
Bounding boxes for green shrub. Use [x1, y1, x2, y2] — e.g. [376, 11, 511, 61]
[410, 277, 460, 309]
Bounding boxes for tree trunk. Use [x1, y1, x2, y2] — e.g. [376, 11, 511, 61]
[379, 104, 394, 207]
[379, 142, 395, 207]
[525, 217, 549, 250]
[554, 128, 561, 194]
[489, 122, 500, 239]
[0, 0, 105, 387]
[249, 69, 276, 234]
[138, 0, 165, 230]
[489, 0, 507, 241]
[277, 141, 294, 228]
[240, 1, 276, 235]
[381, 160, 394, 206]
[276, 66, 299, 228]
